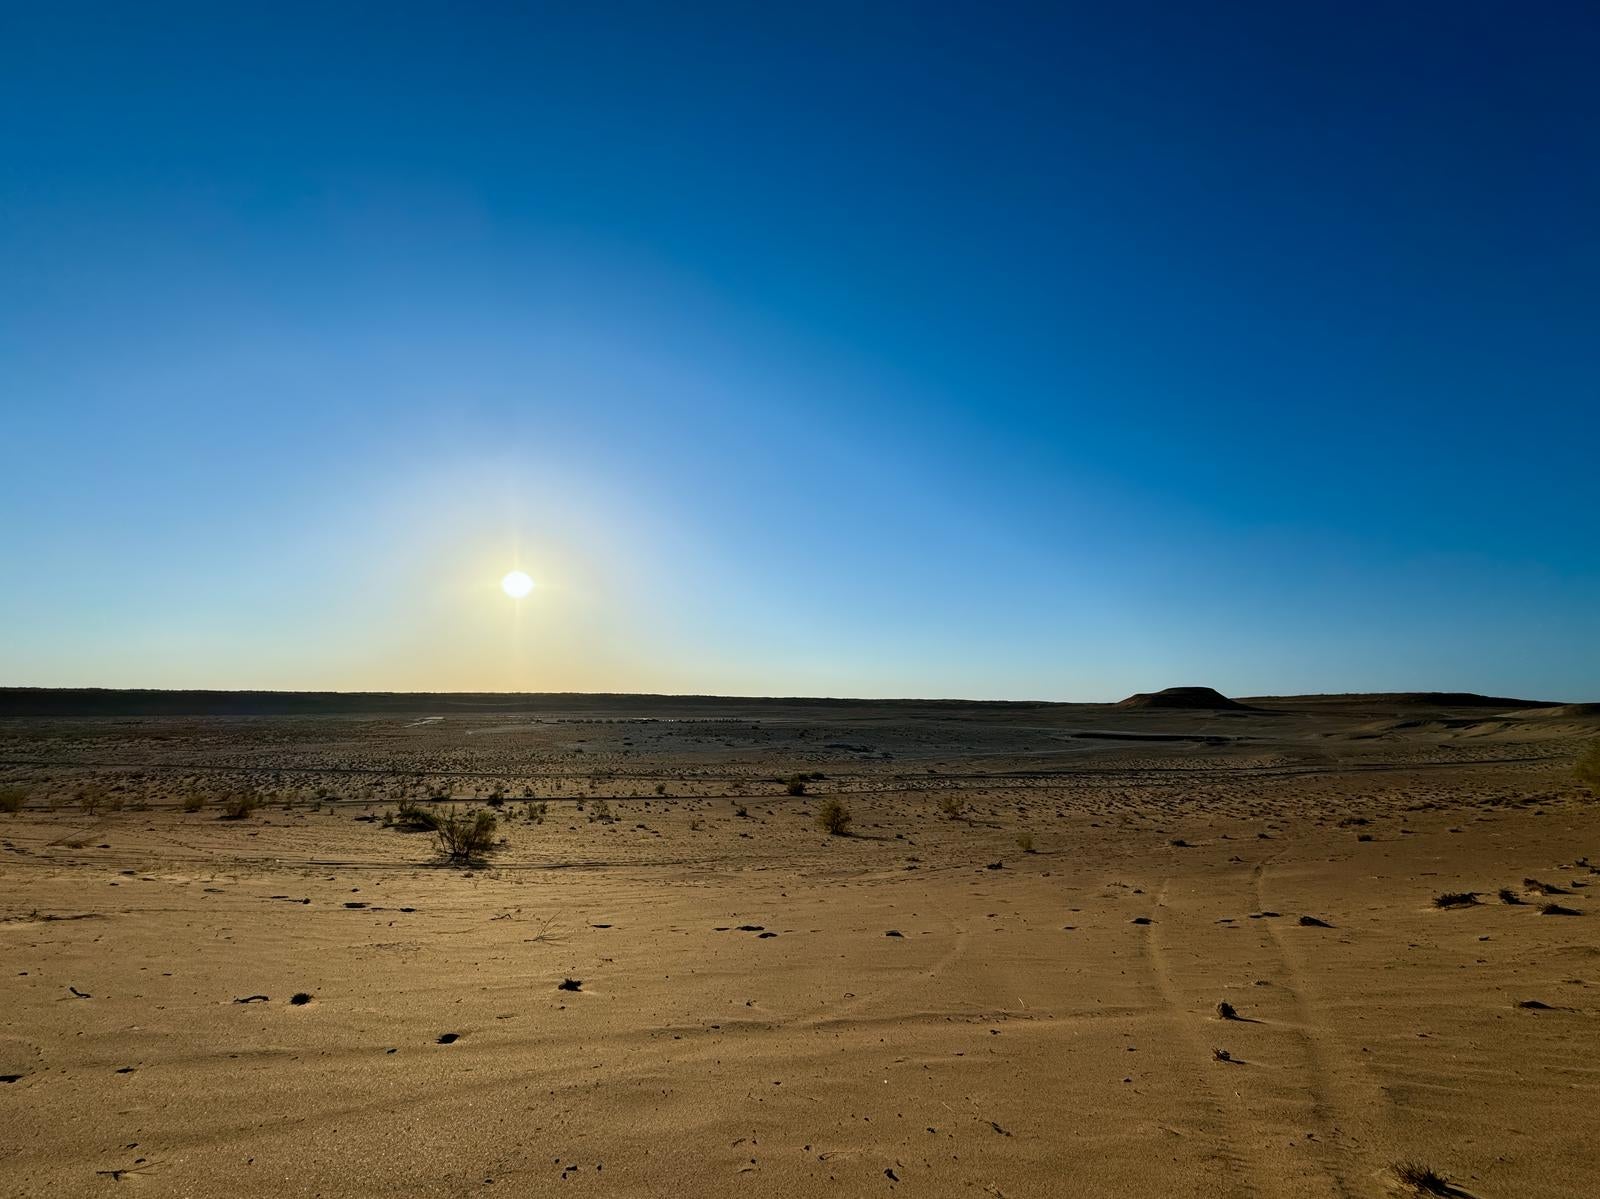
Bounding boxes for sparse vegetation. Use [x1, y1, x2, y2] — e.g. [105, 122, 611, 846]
[786, 778, 808, 796]
[435, 810, 497, 864]
[1016, 832, 1035, 853]
[0, 787, 26, 814]
[816, 797, 851, 836]
[181, 794, 205, 814]
[939, 795, 965, 820]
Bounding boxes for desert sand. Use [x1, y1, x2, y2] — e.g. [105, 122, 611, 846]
[2, 690, 1598, 1197]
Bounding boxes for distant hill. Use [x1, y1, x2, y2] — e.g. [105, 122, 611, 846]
[1115, 686, 1252, 711]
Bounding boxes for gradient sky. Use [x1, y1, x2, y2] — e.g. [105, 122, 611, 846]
[3, 2, 1597, 700]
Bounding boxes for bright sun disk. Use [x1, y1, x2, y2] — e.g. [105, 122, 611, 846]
[501, 570, 534, 598]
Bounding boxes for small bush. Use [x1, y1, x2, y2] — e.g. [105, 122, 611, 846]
[1216, 1000, 1240, 1020]
[1575, 738, 1600, 791]
[786, 778, 807, 796]
[1016, 832, 1036, 853]
[181, 794, 205, 813]
[393, 801, 441, 832]
[816, 798, 851, 836]
[218, 793, 259, 820]
[435, 810, 497, 864]
[589, 799, 613, 823]
[939, 795, 965, 820]
[1432, 891, 1479, 908]
[0, 787, 26, 814]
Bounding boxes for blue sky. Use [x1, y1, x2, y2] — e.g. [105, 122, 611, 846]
[3, 2, 1597, 700]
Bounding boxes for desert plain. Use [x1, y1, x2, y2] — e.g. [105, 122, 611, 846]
[2, 688, 1598, 1198]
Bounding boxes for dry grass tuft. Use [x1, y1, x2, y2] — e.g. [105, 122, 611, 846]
[1391, 1160, 1455, 1195]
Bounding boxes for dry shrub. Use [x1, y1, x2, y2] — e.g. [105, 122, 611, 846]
[436, 810, 497, 864]
[218, 793, 259, 820]
[816, 798, 851, 836]
[393, 800, 441, 832]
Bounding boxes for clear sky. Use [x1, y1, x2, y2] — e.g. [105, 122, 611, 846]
[3, 3, 1597, 700]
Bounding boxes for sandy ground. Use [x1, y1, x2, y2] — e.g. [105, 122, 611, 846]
[2, 696, 1598, 1197]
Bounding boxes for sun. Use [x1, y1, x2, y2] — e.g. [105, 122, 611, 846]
[500, 570, 534, 598]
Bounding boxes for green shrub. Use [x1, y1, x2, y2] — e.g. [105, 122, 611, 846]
[816, 798, 851, 836]
[939, 795, 965, 820]
[436, 810, 497, 864]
